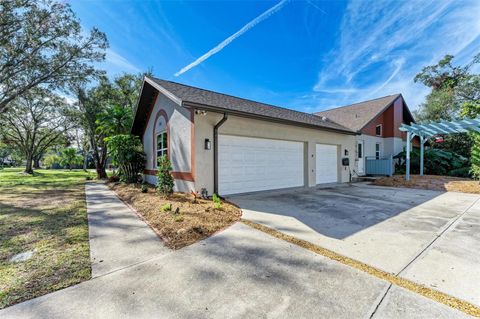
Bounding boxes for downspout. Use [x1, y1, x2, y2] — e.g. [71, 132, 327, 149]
[213, 113, 228, 195]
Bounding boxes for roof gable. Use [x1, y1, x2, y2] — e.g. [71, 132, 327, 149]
[315, 94, 402, 132]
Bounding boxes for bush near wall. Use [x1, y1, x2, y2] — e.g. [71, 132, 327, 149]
[394, 148, 470, 177]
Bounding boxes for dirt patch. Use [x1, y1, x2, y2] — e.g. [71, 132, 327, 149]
[373, 175, 480, 194]
[109, 183, 242, 249]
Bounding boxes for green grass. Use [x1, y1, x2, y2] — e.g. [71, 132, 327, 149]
[0, 168, 96, 308]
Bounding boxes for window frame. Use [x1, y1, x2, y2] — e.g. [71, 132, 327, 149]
[357, 142, 363, 159]
[375, 143, 381, 159]
[375, 124, 382, 137]
[156, 131, 168, 168]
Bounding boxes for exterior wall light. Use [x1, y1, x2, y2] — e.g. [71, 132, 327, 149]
[344, 149, 349, 156]
[204, 138, 211, 150]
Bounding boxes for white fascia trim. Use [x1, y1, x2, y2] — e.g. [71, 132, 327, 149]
[144, 77, 183, 106]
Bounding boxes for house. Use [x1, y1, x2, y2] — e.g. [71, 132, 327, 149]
[131, 76, 357, 196]
[316, 94, 415, 176]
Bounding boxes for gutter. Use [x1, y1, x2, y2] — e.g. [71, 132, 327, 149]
[213, 113, 228, 195]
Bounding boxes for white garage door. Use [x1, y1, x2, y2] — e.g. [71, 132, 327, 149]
[219, 135, 304, 195]
[316, 144, 338, 184]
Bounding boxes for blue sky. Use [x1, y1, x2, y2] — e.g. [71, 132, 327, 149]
[70, 0, 480, 112]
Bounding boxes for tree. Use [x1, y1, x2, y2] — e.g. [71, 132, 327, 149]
[459, 72, 480, 178]
[59, 148, 82, 170]
[0, 88, 72, 173]
[414, 54, 480, 159]
[96, 73, 144, 136]
[0, 0, 108, 113]
[105, 134, 145, 183]
[74, 73, 145, 179]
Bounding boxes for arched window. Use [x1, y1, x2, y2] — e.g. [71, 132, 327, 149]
[154, 110, 168, 168]
[156, 131, 168, 167]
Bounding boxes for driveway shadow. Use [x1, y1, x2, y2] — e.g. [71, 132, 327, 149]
[229, 184, 444, 239]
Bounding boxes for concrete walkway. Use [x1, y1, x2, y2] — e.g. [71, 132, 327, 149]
[85, 183, 169, 277]
[0, 223, 469, 318]
[0, 183, 471, 318]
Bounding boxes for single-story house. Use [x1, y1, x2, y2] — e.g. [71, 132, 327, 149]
[131, 76, 358, 196]
[315, 94, 416, 176]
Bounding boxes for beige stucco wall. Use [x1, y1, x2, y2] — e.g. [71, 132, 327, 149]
[142, 93, 194, 192]
[194, 112, 356, 195]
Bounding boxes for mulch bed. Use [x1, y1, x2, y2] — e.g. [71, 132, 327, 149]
[109, 183, 242, 249]
[373, 174, 480, 194]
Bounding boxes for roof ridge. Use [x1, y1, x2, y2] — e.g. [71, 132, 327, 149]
[315, 93, 401, 114]
[151, 77, 323, 119]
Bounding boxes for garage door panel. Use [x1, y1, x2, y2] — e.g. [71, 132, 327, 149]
[316, 144, 338, 184]
[219, 135, 304, 195]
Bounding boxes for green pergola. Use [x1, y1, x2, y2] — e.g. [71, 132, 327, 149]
[399, 118, 480, 180]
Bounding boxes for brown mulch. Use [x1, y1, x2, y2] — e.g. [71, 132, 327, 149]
[109, 183, 242, 249]
[373, 174, 480, 194]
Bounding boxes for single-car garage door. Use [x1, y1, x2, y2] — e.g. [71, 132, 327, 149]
[316, 144, 338, 184]
[218, 135, 304, 195]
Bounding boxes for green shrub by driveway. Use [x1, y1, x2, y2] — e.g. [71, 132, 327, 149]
[0, 168, 95, 308]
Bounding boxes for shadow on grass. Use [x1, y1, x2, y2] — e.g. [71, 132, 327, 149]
[0, 183, 91, 309]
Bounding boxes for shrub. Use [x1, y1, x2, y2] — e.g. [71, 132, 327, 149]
[141, 184, 148, 193]
[105, 134, 146, 183]
[212, 193, 222, 209]
[60, 148, 83, 170]
[394, 148, 469, 177]
[470, 132, 480, 179]
[85, 176, 93, 181]
[108, 175, 120, 183]
[43, 154, 61, 169]
[161, 203, 172, 212]
[156, 156, 174, 196]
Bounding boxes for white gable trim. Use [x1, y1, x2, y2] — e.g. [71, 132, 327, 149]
[144, 76, 183, 106]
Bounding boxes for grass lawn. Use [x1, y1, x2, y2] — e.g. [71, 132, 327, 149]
[110, 183, 242, 249]
[0, 168, 96, 309]
[374, 174, 480, 194]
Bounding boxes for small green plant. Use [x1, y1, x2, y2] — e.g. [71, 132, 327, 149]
[174, 215, 184, 222]
[161, 203, 172, 212]
[212, 193, 222, 209]
[156, 156, 174, 196]
[85, 176, 92, 181]
[141, 184, 148, 193]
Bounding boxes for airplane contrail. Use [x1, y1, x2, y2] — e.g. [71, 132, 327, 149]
[174, 0, 288, 77]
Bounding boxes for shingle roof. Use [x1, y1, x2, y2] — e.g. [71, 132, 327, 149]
[148, 77, 354, 134]
[315, 94, 401, 132]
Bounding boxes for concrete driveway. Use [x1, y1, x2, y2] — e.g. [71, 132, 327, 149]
[1, 183, 472, 318]
[230, 183, 480, 308]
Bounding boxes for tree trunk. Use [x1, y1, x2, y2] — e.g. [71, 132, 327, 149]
[96, 166, 107, 179]
[25, 154, 34, 174]
[33, 156, 41, 169]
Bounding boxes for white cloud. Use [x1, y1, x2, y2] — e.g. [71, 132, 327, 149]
[174, 0, 289, 77]
[313, 0, 480, 112]
[105, 49, 141, 73]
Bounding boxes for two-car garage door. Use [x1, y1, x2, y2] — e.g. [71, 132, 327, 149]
[218, 135, 339, 195]
[218, 135, 304, 195]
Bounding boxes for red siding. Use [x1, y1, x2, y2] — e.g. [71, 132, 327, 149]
[361, 97, 419, 146]
[361, 97, 404, 138]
